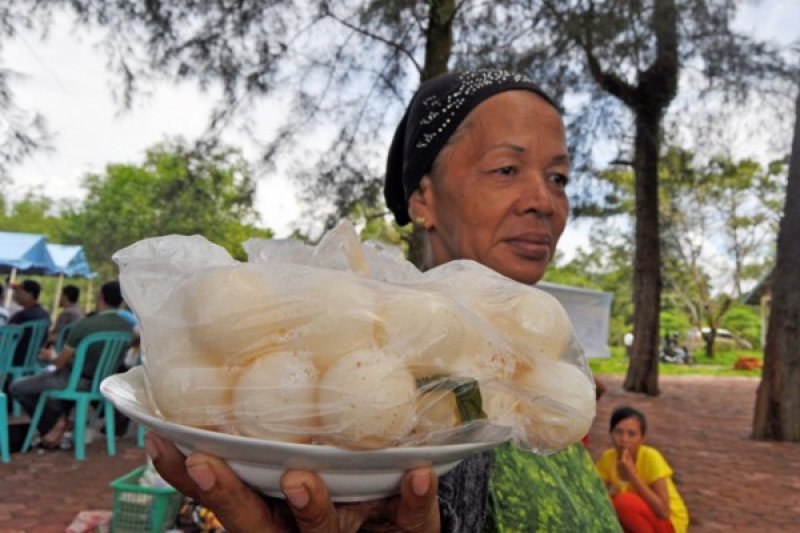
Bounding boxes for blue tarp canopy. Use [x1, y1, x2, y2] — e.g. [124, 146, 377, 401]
[0, 231, 59, 275]
[46, 244, 96, 279]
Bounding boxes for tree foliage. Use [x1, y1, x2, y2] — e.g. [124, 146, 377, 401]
[60, 139, 272, 278]
[2, 0, 795, 396]
[0, 192, 69, 239]
[0, 5, 51, 179]
[658, 149, 785, 356]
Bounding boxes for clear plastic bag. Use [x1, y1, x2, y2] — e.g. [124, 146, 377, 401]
[113, 221, 595, 453]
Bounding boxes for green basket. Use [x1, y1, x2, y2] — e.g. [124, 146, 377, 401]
[110, 466, 183, 533]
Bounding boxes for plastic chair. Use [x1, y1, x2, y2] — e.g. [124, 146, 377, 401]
[21, 330, 132, 460]
[0, 325, 24, 463]
[7, 319, 50, 415]
[0, 324, 24, 384]
[0, 393, 8, 463]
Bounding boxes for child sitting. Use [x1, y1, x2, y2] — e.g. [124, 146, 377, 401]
[595, 405, 689, 533]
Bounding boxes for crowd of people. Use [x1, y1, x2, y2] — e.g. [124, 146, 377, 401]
[1, 278, 137, 450]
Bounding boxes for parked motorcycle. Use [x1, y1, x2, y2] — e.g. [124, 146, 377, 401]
[659, 333, 694, 365]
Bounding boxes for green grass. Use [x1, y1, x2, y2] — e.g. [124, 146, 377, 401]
[589, 346, 764, 378]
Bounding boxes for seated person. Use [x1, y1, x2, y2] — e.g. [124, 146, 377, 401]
[43, 285, 85, 351]
[8, 280, 51, 366]
[595, 405, 689, 533]
[9, 281, 133, 449]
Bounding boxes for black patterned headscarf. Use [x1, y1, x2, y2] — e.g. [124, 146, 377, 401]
[384, 69, 560, 225]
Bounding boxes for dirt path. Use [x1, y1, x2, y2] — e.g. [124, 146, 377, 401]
[1, 375, 798, 531]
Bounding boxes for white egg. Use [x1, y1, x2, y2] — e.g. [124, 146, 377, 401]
[482, 358, 596, 452]
[183, 264, 289, 362]
[146, 355, 236, 429]
[425, 260, 574, 361]
[496, 287, 574, 362]
[231, 351, 319, 443]
[375, 289, 472, 378]
[277, 273, 382, 372]
[317, 349, 416, 449]
[183, 264, 382, 367]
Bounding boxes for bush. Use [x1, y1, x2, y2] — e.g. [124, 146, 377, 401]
[659, 310, 692, 340]
[722, 305, 762, 349]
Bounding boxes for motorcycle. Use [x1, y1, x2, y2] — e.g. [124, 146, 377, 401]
[659, 333, 694, 365]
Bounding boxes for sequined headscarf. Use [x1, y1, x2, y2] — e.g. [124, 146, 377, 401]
[384, 69, 560, 225]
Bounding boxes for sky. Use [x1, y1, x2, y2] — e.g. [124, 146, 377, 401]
[3, 1, 799, 254]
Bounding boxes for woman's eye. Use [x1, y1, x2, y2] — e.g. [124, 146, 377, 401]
[550, 173, 570, 187]
[494, 166, 516, 176]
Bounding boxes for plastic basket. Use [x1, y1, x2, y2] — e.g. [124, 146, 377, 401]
[110, 466, 183, 533]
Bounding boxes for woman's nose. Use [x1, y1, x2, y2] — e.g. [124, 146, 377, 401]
[514, 172, 556, 216]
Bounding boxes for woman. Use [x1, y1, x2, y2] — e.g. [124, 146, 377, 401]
[596, 406, 689, 533]
[145, 69, 620, 531]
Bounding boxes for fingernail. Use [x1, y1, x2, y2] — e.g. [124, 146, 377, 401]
[187, 462, 216, 491]
[143, 435, 159, 461]
[284, 485, 310, 509]
[412, 472, 430, 497]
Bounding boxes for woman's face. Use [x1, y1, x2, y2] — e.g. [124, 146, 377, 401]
[410, 90, 569, 285]
[611, 416, 644, 456]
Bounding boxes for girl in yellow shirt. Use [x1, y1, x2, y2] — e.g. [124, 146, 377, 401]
[596, 405, 689, 533]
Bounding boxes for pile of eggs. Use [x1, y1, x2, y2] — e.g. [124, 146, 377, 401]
[117, 224, 596, 452]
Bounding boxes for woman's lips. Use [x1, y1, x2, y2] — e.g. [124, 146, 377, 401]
[505, 235, 551, 259]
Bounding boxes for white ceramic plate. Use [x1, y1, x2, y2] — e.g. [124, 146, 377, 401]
[101, 367, 506, 501]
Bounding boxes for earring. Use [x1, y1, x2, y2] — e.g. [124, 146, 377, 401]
[414, 216, 426, 227]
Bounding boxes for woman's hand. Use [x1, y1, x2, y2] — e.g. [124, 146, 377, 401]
[615, 448, 671, 520]
[616, 448, 637, 481]
[145, 433, 441, 532]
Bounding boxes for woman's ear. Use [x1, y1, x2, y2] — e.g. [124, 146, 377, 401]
[408, 175, 436, 230]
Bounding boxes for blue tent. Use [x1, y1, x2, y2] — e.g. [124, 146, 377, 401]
[0, 233, 96, 312]
[0, 231, 58, 275]
[46, 244, 96, 279]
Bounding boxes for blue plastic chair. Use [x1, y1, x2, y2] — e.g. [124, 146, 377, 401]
[21, 330, 132, 460]
[0, 393, 8, 463]
[7, 319, 50, 415]
[0, 325, 24, 463]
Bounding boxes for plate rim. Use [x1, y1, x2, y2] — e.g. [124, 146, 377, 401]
[101, 366, 508, 459]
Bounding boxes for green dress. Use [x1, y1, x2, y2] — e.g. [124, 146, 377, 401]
[485, 442, 622, 532]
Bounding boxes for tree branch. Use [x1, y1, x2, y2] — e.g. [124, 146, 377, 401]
[540, 0, 637, 106]
[323, 8, 422, 74]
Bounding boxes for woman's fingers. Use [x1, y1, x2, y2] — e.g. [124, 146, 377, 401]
[281, 470, 350, 532]
[184, 452, 279, 533]
[145, 433, 439, 533]
[145, 433, 281, 533]
[394, 467, 440, 532]
[144, 432, 199, 500]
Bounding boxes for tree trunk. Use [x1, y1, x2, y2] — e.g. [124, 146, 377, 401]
[624, 110, 663, 395]
[406, 0, 455, 269]
[753, 88, 800, 441]
[420, 0, 455, 83]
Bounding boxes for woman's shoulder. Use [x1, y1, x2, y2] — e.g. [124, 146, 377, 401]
[597, 447, 617, 461]
[639, 444, 668, 462]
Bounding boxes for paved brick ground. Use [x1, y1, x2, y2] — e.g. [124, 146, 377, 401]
[587, 375, 800, 533]
[1, 375, 798, 531]
[0, 430, 146, 533]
